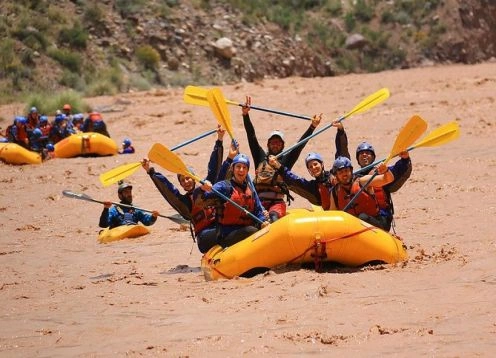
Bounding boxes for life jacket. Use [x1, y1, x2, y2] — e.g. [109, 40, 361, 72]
[190, 197, 216, 234]
[39, 123, 51, 137]
[5, 125, 15, 142]
[373, 187, 390, 210]
[254, 160, 283, 194]
[27, 113, 39, 130]
[332, 180, 379, 217]
[15, 124, 28, 143]
[317, 182, 331, 210]
[218, 182, 255, 226]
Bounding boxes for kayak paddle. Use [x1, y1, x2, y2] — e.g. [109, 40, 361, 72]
[276, 88, 390, 159]
[184, 85, 312, 121]
[99, 128, 217, 187]
[354, 120, 461, 175]
[343, 115, 428, 212]
[62, 190, 189, 225]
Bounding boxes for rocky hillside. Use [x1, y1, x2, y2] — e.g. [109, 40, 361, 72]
[0, 0, 494, 103]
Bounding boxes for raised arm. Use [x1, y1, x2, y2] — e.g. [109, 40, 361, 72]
[282, 114, 321, 169]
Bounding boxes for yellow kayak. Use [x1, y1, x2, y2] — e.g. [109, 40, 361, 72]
[201, 209, 407, 280]
[55, 132, 118, 158]
[0, 143, 42, 165]
[98, 224, 150, 243]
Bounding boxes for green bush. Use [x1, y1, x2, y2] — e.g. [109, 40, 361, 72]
[59, 23, 88, 49]
[135, 45, 160, 71]
[48, 48, 83, 73]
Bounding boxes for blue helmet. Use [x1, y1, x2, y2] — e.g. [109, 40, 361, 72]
[356, 142, 375, 161]
[39, 115, 48, 123]
[123, 138, 132, 147]
[305, 152, 323, 167]
[232, 153, 250, 169]
[32, 128, 42, 138]
[15, 116, 27, 124]
[30, 106, 38, 113]
[55, 113, 66, 124]
[73, 113, 84, 120]
[332, 156, 353, 173]
[45, 143, 55, 152]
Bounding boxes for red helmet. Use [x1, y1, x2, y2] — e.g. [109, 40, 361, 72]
[63, 104, 71, 111]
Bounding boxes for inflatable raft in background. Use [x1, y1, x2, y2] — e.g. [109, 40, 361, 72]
[0, 143, 42, 165]
[201, 209, 408, 281]
[55, 132, 118, 158]
[98, 224, 150, 243]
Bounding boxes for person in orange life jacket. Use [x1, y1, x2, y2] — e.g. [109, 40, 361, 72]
[82, 112, 111, 137]
[200, 153, 270, 249]
[26, 107, 40, 133]
[336, 128, 412, 231]
[241, 96, 322, 222]
[119, 138, 135, 154]
[99, 181, 159, 229]
[9, 116, 29, 148]
[330, 156, 394, 230]
[267, 152, 333, 209]
[142, 127, 226, 253]
[266, 121, 348, 208]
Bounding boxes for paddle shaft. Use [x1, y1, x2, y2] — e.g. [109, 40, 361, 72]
[62, 191, 175, 220]
[171, 129, 217, 151]
[237, 103, 311, 121]
[342, 170, 378, 212]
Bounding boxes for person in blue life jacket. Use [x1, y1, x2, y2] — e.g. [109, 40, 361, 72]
[336, 124, 412, 231]
[329, 156, 394, 230]
[200, 153, 270, 249]
[142, 126, 229, 253]
[99, 181, 159, 229]
[119, 138, 135, 154]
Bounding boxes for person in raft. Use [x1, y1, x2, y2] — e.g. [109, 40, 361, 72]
[266, 120, 348, 209]
[200, 153, 270, 248]
[241, 96, 322, 222]
[99, 181, 158, 229]
[329, 156, 394, 230]
[142, 126, 227, 253]
[335, 124, 412, 231]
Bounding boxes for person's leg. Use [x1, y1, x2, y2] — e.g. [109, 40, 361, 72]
[263, 201, 287, 223]
[196, 227, 219, 253]
[220, 226, 258, 248]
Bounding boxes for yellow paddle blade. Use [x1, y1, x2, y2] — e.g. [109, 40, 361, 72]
[184, 85, 237, 107]
[207, 87, 235, 140]
[342, 88, 390, 120]
[99, 162, 142, 187]
[385, 114, 428, 164]
[411, 121, 460, 149]
[148, 143, 201, 182]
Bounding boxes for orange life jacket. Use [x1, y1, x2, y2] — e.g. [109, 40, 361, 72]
[317, 182, 331, 210]
[190, 199, 216, 234]
[332, 181, 379, 217]
[219, 183, 255, 226]
[373, 187, 390, 210]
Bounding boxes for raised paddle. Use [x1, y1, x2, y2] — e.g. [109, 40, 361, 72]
[276, 88, 390, 159]
[206, 88, 265, 212]
[99, 128, 217, 187]
[354, 120, 460, 175]
[342, 115, 428, 212]
[62, 190, 189, 225]
[148, 143, 265, 225]
[184, 85, 312, 121]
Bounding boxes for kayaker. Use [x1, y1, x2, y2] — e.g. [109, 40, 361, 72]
[241, 96, 322, 222]
[336, 125, 412, 231]
[142, 126, 226, 253]
[200, 153, 270, 248]
[99, 181, 159, 229]
[119, 138, 135, 154]
[330, 156, 393, 230]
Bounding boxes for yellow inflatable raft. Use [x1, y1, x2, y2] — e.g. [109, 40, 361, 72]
[54, 132, 118, 158]
[201, 209, 408, 280]
[0, 143, 42, 165]
[98, 224, 150, 243]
